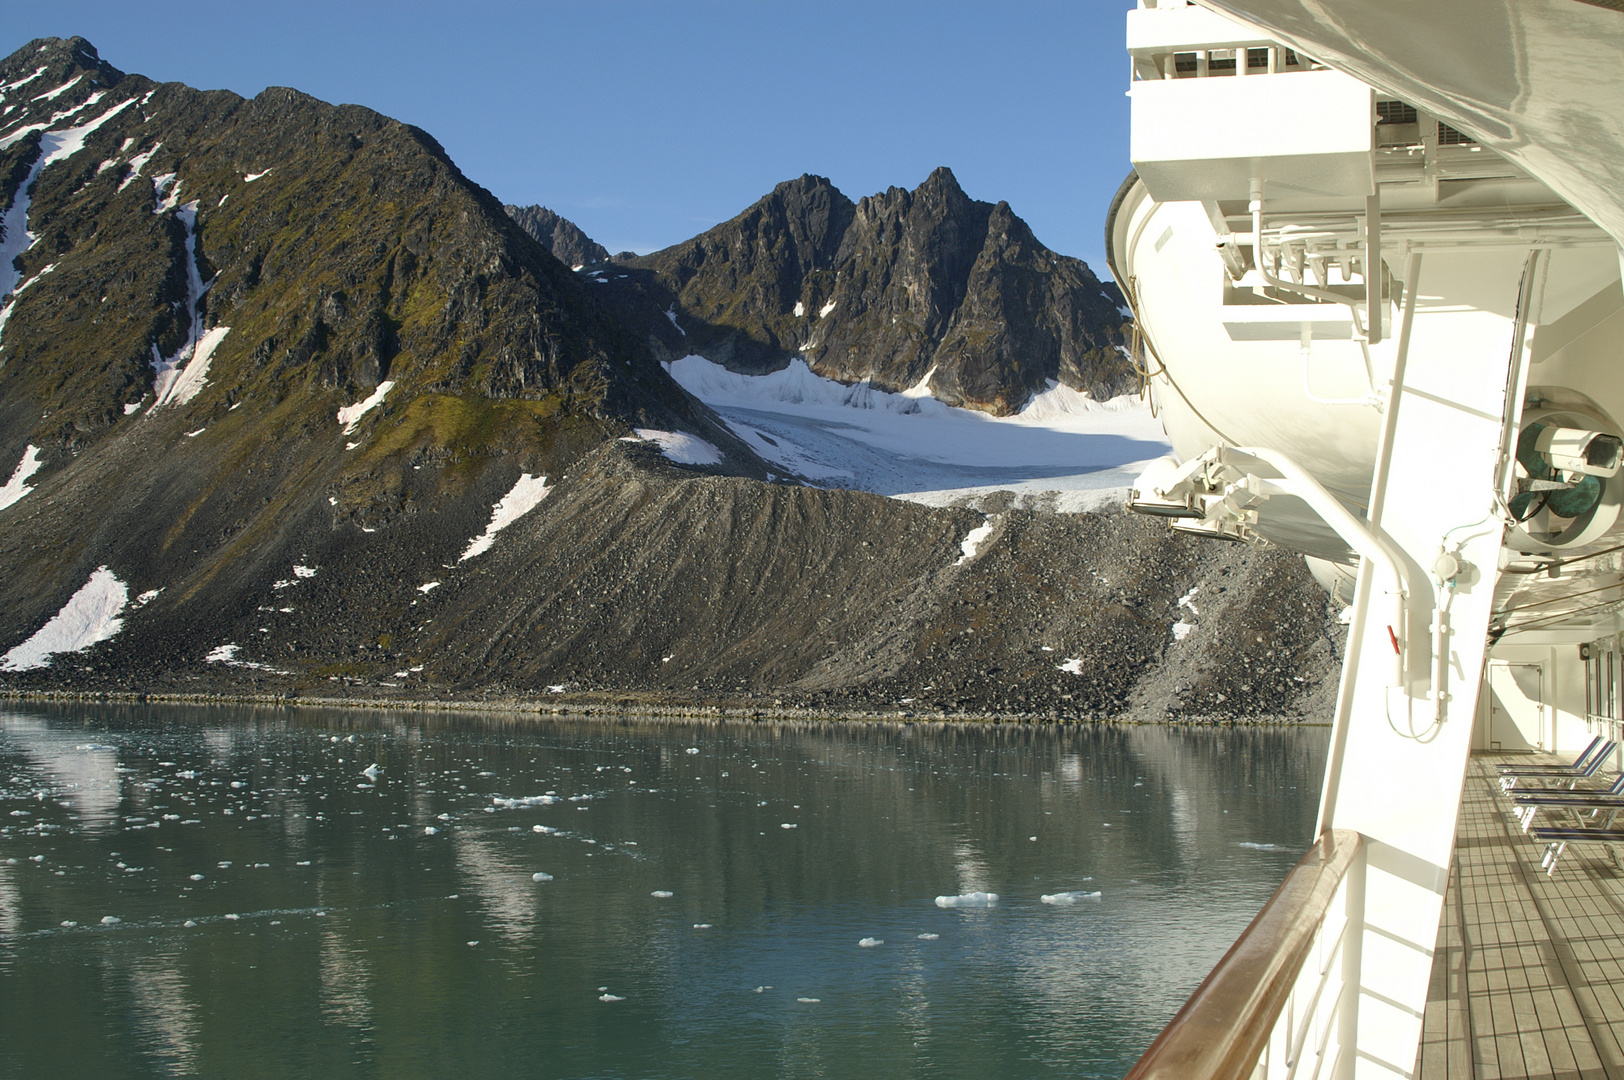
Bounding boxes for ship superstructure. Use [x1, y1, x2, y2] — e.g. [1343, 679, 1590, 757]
[1112, 2, 1624, 1076]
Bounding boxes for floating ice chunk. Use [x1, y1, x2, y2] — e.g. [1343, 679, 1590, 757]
[1040, 891, 1102, 905]
[183, 919, 197, 927]
[693, 923, 711, 929]
[650, 890, 674, 898]
[188, 874, 204, 881]
[1238, 842, 1284, 851]
[492, 795, 558, 808]
[337, 380, 394, 433]
[532, 872, 553, 882]
[459, 473, 552, 561]
[858, 937, 883, 948]
[532, 825, 560, 835]
[780, 823, 797, 830]
[1057, 658, 1085, 675]
[917, 932, 940, 940]
[466, 940, 479, 947]
[100, 915, 121, 924]
[599, 993, 624, 1002]
[685, 747, 700, 755]
[955, 518, 995, 565]
[2, 566, 129, 671]
[0, 445, 43, 512]
[754, 986, 771, 993]
[423, 825, 438, 835]
[624, 429, 722, 466]
[361, 764, 381, 780]
[797, 997, 820, 1004]
[935, 892, 999, 908]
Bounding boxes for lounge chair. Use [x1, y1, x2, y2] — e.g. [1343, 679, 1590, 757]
[1529, 824, 1624, 875]
[1499, 740, 1616, 791]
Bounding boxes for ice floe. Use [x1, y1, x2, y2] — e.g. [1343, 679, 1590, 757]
[491, 795, 557, 808]
[532, 872, 553, 882]
[1040, 891, 1102, 905]
[858, 937, 883, 947]
[935, 891, 999, 908]
[650, 890, 674, 898]
[2, 566, 129, 671]
[1238, 842, 1285, 851]
[459, 474, 551, 561]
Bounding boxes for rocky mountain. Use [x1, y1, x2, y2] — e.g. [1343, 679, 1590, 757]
[585, 169, 1135, 415]
[0, 37, 1341, 720]
[503, 203, 610, 269]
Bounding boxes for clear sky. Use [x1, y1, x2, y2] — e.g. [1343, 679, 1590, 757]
[6, 1, 1135, 276]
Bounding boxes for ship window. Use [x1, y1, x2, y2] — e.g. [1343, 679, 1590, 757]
[1376, 101, 1418, 125]
[1438, 122, 1477, 145]
[1209, 49, 1237, 73]
[1247, 48, 1269, 69]
[1174, 52, 1198, 74]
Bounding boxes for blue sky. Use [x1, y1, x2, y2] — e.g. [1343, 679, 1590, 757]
[7, 1, 1135, 275]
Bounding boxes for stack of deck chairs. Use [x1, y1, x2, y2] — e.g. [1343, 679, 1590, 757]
[1498, 735, 1624, 874]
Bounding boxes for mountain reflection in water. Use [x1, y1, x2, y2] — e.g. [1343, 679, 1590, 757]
[0, 704, 1326, 1079]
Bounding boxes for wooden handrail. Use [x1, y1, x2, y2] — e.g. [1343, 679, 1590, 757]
[1124, 828, 1364, 1080]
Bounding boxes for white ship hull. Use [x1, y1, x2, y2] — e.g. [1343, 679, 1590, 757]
[1115, 3, 1624, 1076]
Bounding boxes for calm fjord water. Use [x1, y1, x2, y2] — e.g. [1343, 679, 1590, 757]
[0, 705, 1326, 1079]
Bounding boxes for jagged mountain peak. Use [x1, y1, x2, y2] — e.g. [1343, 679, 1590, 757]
[594, 169, 1131, 413]
[504, 204, 610, 269]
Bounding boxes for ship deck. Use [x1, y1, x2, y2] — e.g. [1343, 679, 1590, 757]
[1417, 755, 1624, 1080]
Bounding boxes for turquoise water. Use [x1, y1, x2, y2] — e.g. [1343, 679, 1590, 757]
[0, 705, 1326, 1079]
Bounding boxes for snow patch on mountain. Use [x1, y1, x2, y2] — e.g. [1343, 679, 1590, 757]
[460, 474, 553, 562]
[0, 445, 43, 512]
[2, 567, 129, 671]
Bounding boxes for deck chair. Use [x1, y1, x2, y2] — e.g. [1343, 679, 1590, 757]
[1529, 823, 1624, 875]
[1508, 774, 1624, 830]
[1499, 740, 1615, 791]
[1498, 734, 1604, 777]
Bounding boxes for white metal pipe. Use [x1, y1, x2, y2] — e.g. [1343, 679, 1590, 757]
[1221, 444, 1413, 686]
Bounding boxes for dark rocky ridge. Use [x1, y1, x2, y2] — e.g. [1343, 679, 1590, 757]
[504, 203, 610, 269]
[583, 169, 1136, 415]
[0, 37, 1342, 720]
[4, 438, 1343, 720]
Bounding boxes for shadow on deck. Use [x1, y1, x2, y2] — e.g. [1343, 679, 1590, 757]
[1418, 756, 1624, 1080]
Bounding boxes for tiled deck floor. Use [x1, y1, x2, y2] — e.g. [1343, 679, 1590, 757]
[1416, 756, 1624, 1080]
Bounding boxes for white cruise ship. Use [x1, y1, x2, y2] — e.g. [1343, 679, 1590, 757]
[1111, 1, 1624, 1076]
